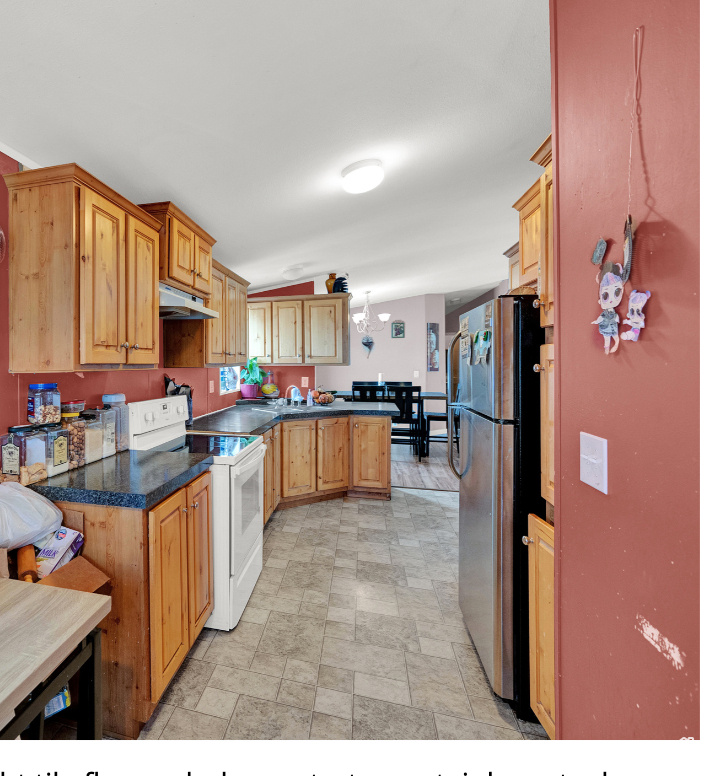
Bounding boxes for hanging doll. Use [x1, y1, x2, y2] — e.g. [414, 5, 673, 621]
[591, 217, 633, 354]
[620, 290, 651, 341]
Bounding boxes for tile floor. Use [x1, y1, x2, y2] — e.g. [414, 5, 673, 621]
[137, 487, 547, 740]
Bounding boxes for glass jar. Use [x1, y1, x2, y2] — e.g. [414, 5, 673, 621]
[62, 412, 86, 469]
[41, 423, 70, 477]
[94, 407, 117, 458]
[102, 393, 128, 452]
[28, 383, 61, 425]
[80, 412, 104, 464]
[0, 425, 48, 484]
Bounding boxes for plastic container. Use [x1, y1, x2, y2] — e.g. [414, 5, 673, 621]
[80, 412, 104, 464]
[102, 393, 129, 452]
[28, 383, 61, 425]
[61, 411, 86, 469]
[0, 425, 48, 485]
[94, 407, 117, 458]
[60, 400, 85, 415]
[41, 423, 70, 477]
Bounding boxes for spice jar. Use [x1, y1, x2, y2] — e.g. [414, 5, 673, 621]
[41, 423, 70, 477]
[102, 393, 129, 452]
[81, 412, 104, 464]
[61, 403, 86, 469]
[28, 383, 61, 425]
[94, 407, 117, 458]
[0, 425, 48, 484]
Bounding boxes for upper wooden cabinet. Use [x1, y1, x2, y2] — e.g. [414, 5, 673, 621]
[534, 138, 554, 327]
[505, 243, 521, 291]
[513, 179, 542, 288]
[139, 201, 215, 298]
[4, 164, 161, 372]
[163, 260, 250, 368]
[247, 293, 350, 365]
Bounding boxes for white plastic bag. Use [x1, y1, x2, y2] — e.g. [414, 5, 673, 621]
[0, 482, 63, 550]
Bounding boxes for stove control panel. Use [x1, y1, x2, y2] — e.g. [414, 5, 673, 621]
[128, 395, 189, 448]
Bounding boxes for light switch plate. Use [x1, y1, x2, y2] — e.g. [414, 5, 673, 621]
[209, 380, 214, 394]
[579, 432, 608, 494]
[301, 376, 309, 388]
[413, 370, 420, 378]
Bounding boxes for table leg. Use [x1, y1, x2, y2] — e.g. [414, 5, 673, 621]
[77, 629, 102, 740]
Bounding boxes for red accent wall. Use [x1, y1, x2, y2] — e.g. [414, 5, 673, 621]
[0, 151, 240, 427]
[248, 281, 316, 393]
[551, 1, 699, 738]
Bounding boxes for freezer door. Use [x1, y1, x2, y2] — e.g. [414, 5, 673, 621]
[458, 408, 515, 699]
[459, 298, 515, 421]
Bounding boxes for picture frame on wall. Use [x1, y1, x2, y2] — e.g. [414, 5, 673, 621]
[427, 322, 439, 371]
[391, 320, 405, 338]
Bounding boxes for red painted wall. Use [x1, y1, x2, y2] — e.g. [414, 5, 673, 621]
[248, 281, 316, 393]
[551, 1, 699, 738]
[0, 151, 240, 427]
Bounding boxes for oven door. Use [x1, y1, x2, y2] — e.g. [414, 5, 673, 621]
[229, 443, 266, 577]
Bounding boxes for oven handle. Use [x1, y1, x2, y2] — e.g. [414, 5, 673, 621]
[230, 444, 266, 577]
[231, 444, 266, 477]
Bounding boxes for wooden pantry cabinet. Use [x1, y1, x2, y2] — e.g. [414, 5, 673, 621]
[4, 164, 161, 372]
[163, 260, 250, 368]
[139, 201, 215, 298]
[247, 293, 351, 365]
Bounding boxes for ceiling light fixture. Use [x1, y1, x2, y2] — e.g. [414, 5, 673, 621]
[281, 265, 304, 281]
[341, 159, 384, 194]
[351, 291, 390, 333]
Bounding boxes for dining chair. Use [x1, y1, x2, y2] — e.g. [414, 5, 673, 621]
[422, 386, 459, 457]
[385, 384, 422, 460]
[351, 381, 386, 402]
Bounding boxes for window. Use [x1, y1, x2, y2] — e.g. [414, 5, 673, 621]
[220, 366, 240, 395]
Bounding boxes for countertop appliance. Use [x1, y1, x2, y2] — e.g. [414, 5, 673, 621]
[128, 396, 265, 631]
[447, 295, 543, 711]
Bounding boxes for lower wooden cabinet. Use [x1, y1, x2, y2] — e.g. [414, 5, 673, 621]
[351, 416, 390, 490]
[273, 425, 282, 510]
[527, 513, 555, 739]
[317, 417, 349, 491]
[263, 429, 275, 523]
[185, 473, 213, 644]
[281, 420, 317, 498]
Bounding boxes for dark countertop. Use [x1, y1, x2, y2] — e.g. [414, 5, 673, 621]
[29, 449, 214, 510]
[189, 399, 399, 436]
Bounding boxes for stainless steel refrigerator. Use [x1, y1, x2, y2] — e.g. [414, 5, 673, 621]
[447, 295, 543, 710]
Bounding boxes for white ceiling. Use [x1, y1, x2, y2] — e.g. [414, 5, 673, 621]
[0, 1, 550, 307]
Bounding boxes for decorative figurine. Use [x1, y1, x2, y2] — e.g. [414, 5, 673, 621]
[620, 290, 651, 341]
[325, 273, 337, 293]
[591, 217, 634, 354]
[361, 335, 374, 358]
[333, 275, 349, 293]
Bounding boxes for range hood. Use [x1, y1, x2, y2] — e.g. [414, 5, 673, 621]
[159, 283, 219, 320]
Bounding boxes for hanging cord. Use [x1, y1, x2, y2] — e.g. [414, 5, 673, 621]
[627, 26, 644, 218]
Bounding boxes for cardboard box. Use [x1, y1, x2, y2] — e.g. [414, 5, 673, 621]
[38, 556, 110, 595]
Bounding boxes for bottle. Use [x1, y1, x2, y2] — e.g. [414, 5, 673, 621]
[307, 389, 314, 406]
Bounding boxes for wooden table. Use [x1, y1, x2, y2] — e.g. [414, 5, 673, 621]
[0, 578, 111, 739]
[336, 390, 447, 401]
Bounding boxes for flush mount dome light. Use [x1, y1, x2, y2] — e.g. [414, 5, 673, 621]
[341, 159, 384, 194]
[282, 265, 304, 281]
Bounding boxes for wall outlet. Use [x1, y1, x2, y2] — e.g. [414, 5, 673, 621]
[413, 370, 420, 378]
[209, 380, 214, 394]
[301, 376, 309, 388]
[579, 432, 608, 494]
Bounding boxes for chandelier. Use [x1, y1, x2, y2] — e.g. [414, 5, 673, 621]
[352, 291, 390, 334]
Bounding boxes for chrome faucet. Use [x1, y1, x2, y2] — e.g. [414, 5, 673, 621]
[285, 385, 304, 407]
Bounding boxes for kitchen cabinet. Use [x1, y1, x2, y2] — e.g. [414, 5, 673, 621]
[505, 242, 520, 291]
[281, 420, 317, 498]
[526, 513, 555, 739]
[263, 429, 275, 523]
[317, 417, 349, 491]
[237, 283, 248, 360]
[246, 293, 350, 365]
[273, 424, 282, 510]
[272, 300, 303, 364]
[350, 416, 390, 491]
[513, 179, 541, 288]
[139, 201, 216, 299]
[4, 164, 161, 372]
[539, 344, 555, 505]
[185, 473, 213, 644]
[534, 139, 554, 327]
[163, 260, 250, 368]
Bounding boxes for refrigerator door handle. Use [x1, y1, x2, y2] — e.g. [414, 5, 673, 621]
[447, 330, 462, 480]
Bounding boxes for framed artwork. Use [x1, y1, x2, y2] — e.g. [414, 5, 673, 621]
[427, 322, 440, 372]
[391, 320, 405, 338]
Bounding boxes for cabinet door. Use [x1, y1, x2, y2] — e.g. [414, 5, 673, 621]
[527, 513, 555, 739]
[515, 180, 541, 286]
[224, 277, 239, 365]
[126, 216, 160, 365]
[263, 431, 274, 523]
[206, 267, 225, 365]
[272, 300, 303, 364]
[148, 488, 190, 702]
[350, 416, 390, 490]
[186, 472, 213, 643]
[237, 283, 248, 359]
[538, 163, 554, 327]
[317, 417, 349, 491]
[248, 301, 272, 363]
[540, 344, 555, 505]
[169, 216, 195, 287]
[273, 424, 282, 509]
[304, 298, 343, 364]
[79, 187, 127, 365]
[281, 421, 317, 497]
[194, 236, 212, 295]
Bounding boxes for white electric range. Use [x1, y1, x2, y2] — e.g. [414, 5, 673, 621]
[128, 396, 265, 631]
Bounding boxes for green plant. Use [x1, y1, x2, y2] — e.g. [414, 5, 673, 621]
[240, 357, 266, 385]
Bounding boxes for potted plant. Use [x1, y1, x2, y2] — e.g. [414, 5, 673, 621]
[239, 357, 266, 399]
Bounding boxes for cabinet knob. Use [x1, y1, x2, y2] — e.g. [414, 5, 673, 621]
[532, 299, 546, 309]
[355, 423, 359, 428]
[522, 535, 534, 545]
[182, 507, 188, 513]
[192, 502, 199, 509]
[533, 364, 545, 372]
[131, 344, 140, 350]
[197, 272, 203, 278]
[121, 342, 129, 349]
[191, 268, 197, 274]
